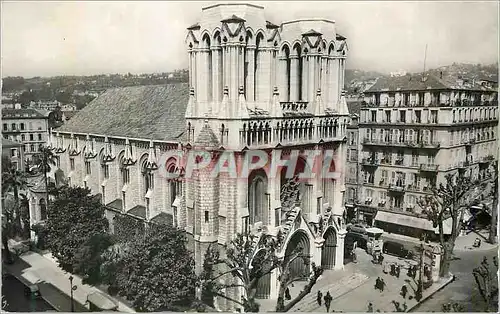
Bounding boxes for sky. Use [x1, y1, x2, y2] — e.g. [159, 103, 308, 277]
[1, 1, 498, 77]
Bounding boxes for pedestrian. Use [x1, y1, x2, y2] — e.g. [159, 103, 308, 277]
[368, 302, 373, 312]
[401, 285, 408, 299]
[411, 266, 417, 279]
[380, 278, 385, 292]
[374, 277, 381, 291]
[395, 265, 400, 278]
[403, 302, 408, 312]
[379, 254, 384, 264]
[285, 287, 291, 300]
[324, 291, 333, 313]
[390, 263, 395, 276]
[317, 290, 323, 306]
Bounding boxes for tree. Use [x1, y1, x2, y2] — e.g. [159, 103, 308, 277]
[35, 144, 57, 206]
[199, 232, 323, 312]
[73, 233, 114, 285]
[2, 165, 27, 233]
[417, 172, 487, 277]
[46, 186, 111, 274]
[107, 225, 197, 311]
[472, 256, 499, 312]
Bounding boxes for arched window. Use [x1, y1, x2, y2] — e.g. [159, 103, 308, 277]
[140, 155, 153, 195]
[255, 33, 264, 101]
[248, 170, 268, 225]
[119, 153, 129, 185]
[100, 151, 109, 180]
[202, 34, 213, 102]
[40, 198, 47, 220]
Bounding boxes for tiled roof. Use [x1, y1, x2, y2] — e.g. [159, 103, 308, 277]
[346, 99, 361, 115]
[58, 83, 189, 141]
[2, 108, 46, 119]
[150, 212, 173, 226]
[194, 122, 220, 147]
[366, 74, 449, 92]
[127, 205, 146, 219]
[2, 138, 23, 148]
[106, 199, 123, 211]
[366, 73, 497, 92]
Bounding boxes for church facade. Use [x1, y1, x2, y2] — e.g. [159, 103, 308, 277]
[46, 2, 350, 308]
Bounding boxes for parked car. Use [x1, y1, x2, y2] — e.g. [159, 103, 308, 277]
[348, 224, 367, 235]
[382, 241, 412, 258]
[24, 284, 41, 299]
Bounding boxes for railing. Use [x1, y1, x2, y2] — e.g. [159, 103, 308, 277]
[363, 138, 440, 149]
[280, 101, 309, 113]
[361, 158, 379, 166]
[419, 164, 439, 172]
[388, 184, 405, 193]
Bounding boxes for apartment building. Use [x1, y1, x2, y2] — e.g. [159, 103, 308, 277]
[1, 109, 49, 162]
[355, 73, 498, 238]
[345, 99, 362, 222]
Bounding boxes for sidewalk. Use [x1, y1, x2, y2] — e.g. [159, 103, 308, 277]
[454, 229, 498, 252]
[286, 248, 454, 312]
[4, 250, 135, 313]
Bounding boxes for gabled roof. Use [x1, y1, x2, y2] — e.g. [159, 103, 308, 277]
[106, 199, 123, 211]
[266, 20, 279, 29]
[221, 14, 246, 23]
[194, 122, 220, 147]
[336, 34, 346, 40]
[127, 205, 146, 219]
[58, 83, 189, 141]
[302, 29, 322, 37]
[150, 212, 173, 226]
[187, 22, 200, 30]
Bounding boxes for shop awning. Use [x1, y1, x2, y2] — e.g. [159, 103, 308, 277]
[374, 211, 434, 231]
[87, 292, 118, 311]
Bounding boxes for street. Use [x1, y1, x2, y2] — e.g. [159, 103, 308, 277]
[2, 274, 55, 312]
[412, 246, 498, 312]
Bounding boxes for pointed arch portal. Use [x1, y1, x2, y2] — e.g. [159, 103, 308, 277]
[254, 249, 272, 299]
[321, 227, 337, 270]
[284, 230, 310, 281]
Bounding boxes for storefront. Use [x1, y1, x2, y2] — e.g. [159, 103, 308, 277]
[356, 205, 378, 226]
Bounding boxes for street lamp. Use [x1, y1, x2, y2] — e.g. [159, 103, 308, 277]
[69, 276, 77, 312]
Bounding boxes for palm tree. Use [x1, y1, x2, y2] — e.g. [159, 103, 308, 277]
[35, 144, 57, 207]
[2, 166, 27, 233]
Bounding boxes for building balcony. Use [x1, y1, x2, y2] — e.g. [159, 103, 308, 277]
[362, 138, 440, 149]
[419, 164, 439, 172]
[2, 129, 21, 134]
[388, 184, 405, 193]
[361, 157, 379, 167]
[479, 155, 495, 165]
[346, 177, 358, 184]
[417, 141, 441, 149]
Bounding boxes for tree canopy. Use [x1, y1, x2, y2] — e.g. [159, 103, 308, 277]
[106, 225, 197, 312]
[46, 186, 112, 277]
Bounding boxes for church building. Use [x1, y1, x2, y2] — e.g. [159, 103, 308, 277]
[43, 2, 351, 309]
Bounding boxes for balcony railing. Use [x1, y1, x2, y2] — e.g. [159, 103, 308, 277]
[361, 158, 379, 166]
[388, 184, 405, 193]
[362, 138, 440, 149]
[419, 164, 439, 172]
[479, 155, 495, 165]
[280, 101, 309, 113]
